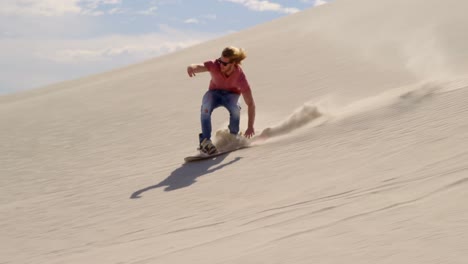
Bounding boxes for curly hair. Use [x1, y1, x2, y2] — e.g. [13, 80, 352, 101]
[222, 46, 247, 64]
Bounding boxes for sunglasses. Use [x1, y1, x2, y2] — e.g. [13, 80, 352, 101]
[216, 58, 231, 66]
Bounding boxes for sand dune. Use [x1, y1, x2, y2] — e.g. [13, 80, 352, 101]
[1, 0, 468, 263]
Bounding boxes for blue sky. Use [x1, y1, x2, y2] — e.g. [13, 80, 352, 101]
[0, 0, 330, 94]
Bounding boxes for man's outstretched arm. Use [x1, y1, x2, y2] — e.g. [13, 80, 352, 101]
[187, 64, 208, 77]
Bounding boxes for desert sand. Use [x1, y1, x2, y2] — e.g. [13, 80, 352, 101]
[1, 0, 468, 263]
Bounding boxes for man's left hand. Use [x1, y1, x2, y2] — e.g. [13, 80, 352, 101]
[244, 127, 255, 138]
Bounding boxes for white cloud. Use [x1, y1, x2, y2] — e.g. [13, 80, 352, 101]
[222, 0, 299, 14]
[0, 26, 218, 93]
[42, 35, 204, 63]
[0, 0, 122, 17]
[314, 0, 328, 6]
[108, 7, 124, 14]
[26, 25, 214, 63]
[203, 14, 217, 20]
[137, 6, 158, 16]
[184, 18, 199, 24]
[0, 0, 81, 16]
[82, 0, 119, 10]
[300, 0, 329, 7]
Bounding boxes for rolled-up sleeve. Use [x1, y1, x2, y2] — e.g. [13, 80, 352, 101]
[204, 60, 215, 71]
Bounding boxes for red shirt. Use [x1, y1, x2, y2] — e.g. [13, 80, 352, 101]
[204, 60, 251, 95]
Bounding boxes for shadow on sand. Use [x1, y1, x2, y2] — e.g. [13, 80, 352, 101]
[130, 154, 242, 198]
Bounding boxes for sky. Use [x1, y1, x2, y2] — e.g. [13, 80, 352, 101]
[0, 0, 330, 95]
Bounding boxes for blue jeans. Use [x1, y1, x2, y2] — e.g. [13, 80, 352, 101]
[200, 90, 241, 142]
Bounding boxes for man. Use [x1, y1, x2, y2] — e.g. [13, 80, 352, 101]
[187, 46, 256, 154]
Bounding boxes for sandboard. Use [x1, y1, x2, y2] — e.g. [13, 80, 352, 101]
[184, 146, 248, 162]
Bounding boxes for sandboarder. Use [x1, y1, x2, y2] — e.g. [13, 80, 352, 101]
[187, 46, 256, 155]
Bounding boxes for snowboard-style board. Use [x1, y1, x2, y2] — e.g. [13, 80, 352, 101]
[184, 146, 248, 162]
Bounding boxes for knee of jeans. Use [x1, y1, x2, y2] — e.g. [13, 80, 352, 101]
[201, 106, 211, 116]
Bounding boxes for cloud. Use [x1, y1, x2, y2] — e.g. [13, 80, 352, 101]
[314, 0, 328, 6]
[222, 0, 300, 14]
[0, 0, 122, 17]
[184, 18, 199, 24]
[0, 26, 218, 93]
[137, 6, 158, 16]
[41, 35, 204, 63]
[108, 7, 124, 15]
[18, 25, 215, 63]
[203, 14, 217, 20]
[0, 0, 81, 16]
[300, 0, 329, 6]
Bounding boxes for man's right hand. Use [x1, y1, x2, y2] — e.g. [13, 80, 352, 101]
[187, 66, 196, 77]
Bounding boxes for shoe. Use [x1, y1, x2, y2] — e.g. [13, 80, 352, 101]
[199, 138, 217, 155]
